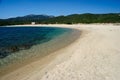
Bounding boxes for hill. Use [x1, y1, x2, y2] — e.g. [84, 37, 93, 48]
[41, 13, 120, 24]
[0, 13, 120, 26]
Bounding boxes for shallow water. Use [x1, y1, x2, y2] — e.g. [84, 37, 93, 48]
[0, 26, 71, 59]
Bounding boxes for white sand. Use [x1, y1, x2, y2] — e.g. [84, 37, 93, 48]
[1, 24, 120, 80]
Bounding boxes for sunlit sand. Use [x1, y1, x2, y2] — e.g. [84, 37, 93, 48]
[0, 24, 120, 80]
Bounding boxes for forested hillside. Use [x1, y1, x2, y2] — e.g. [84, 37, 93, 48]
[0, 13, 120, 26]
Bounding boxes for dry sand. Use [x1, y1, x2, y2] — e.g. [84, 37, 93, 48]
[0, 24, 120, 80]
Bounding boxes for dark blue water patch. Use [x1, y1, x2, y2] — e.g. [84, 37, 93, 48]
[0, 26, 71, 59]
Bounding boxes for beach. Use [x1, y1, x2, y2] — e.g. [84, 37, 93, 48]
[0, 24, 120, 80]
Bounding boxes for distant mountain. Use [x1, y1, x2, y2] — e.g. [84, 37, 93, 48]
[0, 14, 54, 26]
[7, 14, 54, 21]
[0, 13, 120, 26]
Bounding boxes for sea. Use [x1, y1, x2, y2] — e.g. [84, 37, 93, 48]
[0, 26, 72, 59]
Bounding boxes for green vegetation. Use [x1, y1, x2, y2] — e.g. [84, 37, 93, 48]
[0, 13, 120, 26]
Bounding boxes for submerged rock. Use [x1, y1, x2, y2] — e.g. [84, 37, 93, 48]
[8, 46, 19, 53]
[0, 52, 10, 59]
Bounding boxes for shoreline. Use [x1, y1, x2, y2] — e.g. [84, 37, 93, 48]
[0, 24, 120, 80]
[0, 27, 81, 77]
[1, 23, 120, 27]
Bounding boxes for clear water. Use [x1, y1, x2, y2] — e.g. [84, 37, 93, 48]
[0, 26, 71, 59]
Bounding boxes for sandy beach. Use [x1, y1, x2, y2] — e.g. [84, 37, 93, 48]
[0, 24, 120, 80]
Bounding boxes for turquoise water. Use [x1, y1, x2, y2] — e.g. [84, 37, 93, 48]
[0, 26, 72, 59]
[0, 26, 80, 74]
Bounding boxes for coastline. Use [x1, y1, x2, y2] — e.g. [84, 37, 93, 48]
[0, 24, 120, 80]
[0, 27, 81, 77]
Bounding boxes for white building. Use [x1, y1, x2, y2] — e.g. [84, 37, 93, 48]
[31, 22, 35, 25]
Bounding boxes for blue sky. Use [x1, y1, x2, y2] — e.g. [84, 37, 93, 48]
[0, 0, 120, 19]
